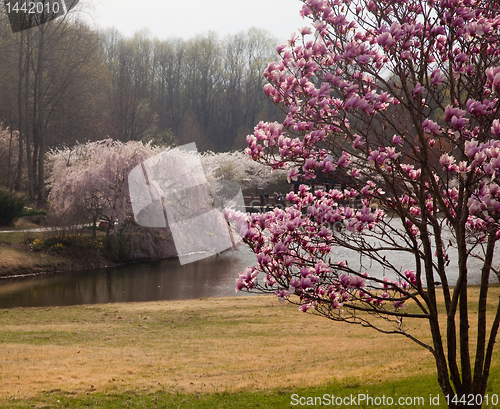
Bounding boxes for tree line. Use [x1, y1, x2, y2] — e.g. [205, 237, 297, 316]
[0, 11, 282, 202]
[99, 27, 281, 150]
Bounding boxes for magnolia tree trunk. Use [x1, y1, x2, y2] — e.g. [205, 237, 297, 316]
[226, 1, 500, 408]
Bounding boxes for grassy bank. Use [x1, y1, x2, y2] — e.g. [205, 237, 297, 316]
[0, 216, 174, 277]
[0, 246, 71, 277]
[0, 218, 70, 276]
[0, 217, 112, 277]
[1, 290, 499, 408]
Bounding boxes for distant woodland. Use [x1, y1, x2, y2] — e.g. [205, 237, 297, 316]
[0, 11, 282, 200]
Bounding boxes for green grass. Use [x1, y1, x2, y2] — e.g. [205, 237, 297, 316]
[0, 231, 44, 244]
[3, 370, 500, 408]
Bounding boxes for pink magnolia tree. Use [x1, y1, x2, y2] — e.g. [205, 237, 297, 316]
[229, 0, 500, 405]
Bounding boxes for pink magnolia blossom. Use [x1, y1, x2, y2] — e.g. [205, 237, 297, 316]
[377, 32, 395, 47]
[430, 69, 446, 86]
[413, 82, 425, 97]
[492, 119, 500, 136]
[422, 118, 442, 135]
[444, 105, 466, 122]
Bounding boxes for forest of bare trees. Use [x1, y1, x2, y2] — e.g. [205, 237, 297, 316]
[0, 9, 281, 202]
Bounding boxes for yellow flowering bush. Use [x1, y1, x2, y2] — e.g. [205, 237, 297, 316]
[75, 236, 103, 250]
[30, 239, 45, 251]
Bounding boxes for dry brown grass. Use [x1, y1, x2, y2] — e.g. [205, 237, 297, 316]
[0, 247, 70, 276]
[0, 294, 441, 401]
[0, 286, 499, 403]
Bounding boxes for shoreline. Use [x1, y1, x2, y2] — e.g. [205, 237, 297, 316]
[0, 241, 175, 280]
[0, 253, 180, 280]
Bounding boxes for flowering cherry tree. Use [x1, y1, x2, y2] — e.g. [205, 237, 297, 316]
[47, 142, 283, 237]
[200, 150, 287, 189]
[47, 139, 158, 237]
[229, 0, 500, 405]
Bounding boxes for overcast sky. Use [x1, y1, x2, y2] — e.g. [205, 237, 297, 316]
[83, 0, 306, 42]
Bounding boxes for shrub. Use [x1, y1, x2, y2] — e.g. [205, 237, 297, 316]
[42, 236, 73, 248]
[109, 221, 175, 262]
[28, 235, 104, 252]
[74, 236, 103, 250]
[30, 239, 45, 251]
[20, 207, 47, 217]
[0, 190, 25, 226]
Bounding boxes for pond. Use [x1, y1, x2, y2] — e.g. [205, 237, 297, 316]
[0, 220, 498, 308]
[0, 246, 258, 309]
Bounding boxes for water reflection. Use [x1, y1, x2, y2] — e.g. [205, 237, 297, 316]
[0, 246, 257, 308]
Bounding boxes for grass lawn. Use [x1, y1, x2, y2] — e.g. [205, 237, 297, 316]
[0, 288, 499, 407]
[0, 217, 46, 233]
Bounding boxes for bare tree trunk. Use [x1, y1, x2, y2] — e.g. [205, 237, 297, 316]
[25, 30, 35, 201]
[7, 126, 14, 190]
[92, 213, 97, 238]
[15, 30, 25, 192]
[34, 25, 46, 202]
